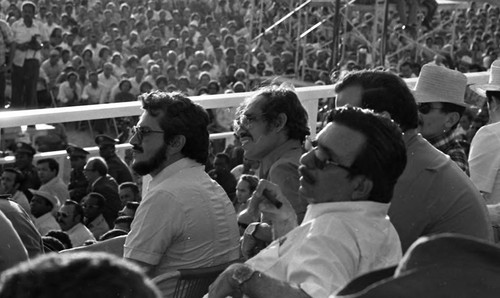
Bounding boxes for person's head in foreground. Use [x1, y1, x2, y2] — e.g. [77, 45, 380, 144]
[0, 252, 160, 298]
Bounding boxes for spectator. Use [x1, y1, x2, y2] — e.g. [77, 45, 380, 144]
[13, 142, 40, 200]
[29, 189, 60, 236]
[81, 192, 110, 240]
[81, 71, 107, 104]
[37, 158, 70, 207]
[57, 71, 82, 106]
[118, 182, 141, 207]
[113, 215, 133, 232]
[66, 145, 89, 203]
[94, 135, 133, 185]
[0, 168, 31, 214]
[208, 153, 237, 201]
[0, 210, 28, 273]
[56, 200, 95, 247]
[118, 201, 139, 218]
[0, 18, 12, 109]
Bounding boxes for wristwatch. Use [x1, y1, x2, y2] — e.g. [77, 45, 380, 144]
[232, 264, 255, 288]
[244, 222, 261, 239]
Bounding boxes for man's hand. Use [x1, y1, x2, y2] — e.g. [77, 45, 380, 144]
[241, 222, 272, 260]
[250, 179, 296, 224]
[208, 263, 242, 298]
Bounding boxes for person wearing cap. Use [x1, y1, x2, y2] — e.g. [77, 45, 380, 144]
[9, 0, 48, 109]
[29, 189, 60, 236]
[413, 64, 470, 175]
[334, 69, 492, 252]
[37, 158, 70, 207]
[56, 200, 95, 247]
[13, 142, 40, 201]
[0, 168, 31, 214]
[95, 135, 133, 185]
[469, 60, 500, 241]
[66, 145, 89, 203]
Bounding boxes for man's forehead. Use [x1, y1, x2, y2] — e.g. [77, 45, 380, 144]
[317, 122, 366, 163]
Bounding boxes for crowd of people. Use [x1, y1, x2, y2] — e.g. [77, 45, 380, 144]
[1, 0, 500, 297]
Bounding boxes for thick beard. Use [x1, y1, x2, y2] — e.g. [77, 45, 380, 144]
[132, 144, 168, 176]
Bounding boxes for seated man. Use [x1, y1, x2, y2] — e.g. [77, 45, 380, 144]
[29, 189, 60, 236]
[208, 153, 237, 201]
[56, 200, 95, 247]
[118, 182, 141, 207]
[81, 192, 110, 240]
[0, 252, 161, 297]
[209, 106, 407, 298]
[37, 158, 70, 207]
[0, 169, 31, 214]
[118, 201, 139, 218]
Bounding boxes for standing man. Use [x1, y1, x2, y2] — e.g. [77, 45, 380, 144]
[56, 200, 95, 247]
[209, 106, 406, 298]
[0, 17, 12, 109]
[413, 64, 470, 174]
[66, 145, 89, 202]
[9, 1, 48, 108]
[469, 60, 500, 241]
[37, 158, 69, 207]
[95, 135, 133, 185]
[13, 142, 40, 200]
[334, 70, 492, 252]
[235, 85, 310, 223]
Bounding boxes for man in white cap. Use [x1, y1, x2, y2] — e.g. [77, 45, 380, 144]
[469, 59, 500, 241]
[413, 64, 470, 175]
[29, 189, 60, 235]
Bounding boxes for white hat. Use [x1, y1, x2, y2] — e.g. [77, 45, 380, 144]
[470, 59, 500, 97]
[29, 189, 60, 212]
[413, 64, 467, 107]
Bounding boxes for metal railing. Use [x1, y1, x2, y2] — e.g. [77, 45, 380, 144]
[0, 72, 489, 182]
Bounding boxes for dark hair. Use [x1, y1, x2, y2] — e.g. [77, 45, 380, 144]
[239, 174, 259, 193]
[326, 106, 407, 203]
[138, 91, 210, 164]
[42, 236, 65, 252]
[126, 201, 140, 211]
[215, 153, 230, 166]
[441, 102, 466, 130]
[87, 157, 108, 176]
[63, 200, 84, 223]
[0, 252, 160, 298]
[334, 70, 418, 132]
[85, 192, 105, 208]
[99, 229, 128, 241]
[238, 85, 310, 142]
[2, 168, 24, 185]
[46, 230, 72, 249]
[119, 182, 139, 195]
[114, 215, 133, 225]
[37, 158, 60, 176]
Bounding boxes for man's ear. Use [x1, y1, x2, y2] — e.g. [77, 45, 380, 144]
[444, 112, 460, 130]
[167, 135, 186, 154]
[274, 113, 287, 132]
[351, 176, 373, 201]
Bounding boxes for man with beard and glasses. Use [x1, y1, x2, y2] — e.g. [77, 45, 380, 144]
[208, 106, 406, 298]
[66, 91, 240, 298]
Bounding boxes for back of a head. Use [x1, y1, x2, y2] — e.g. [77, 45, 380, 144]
[327, 106, 407, 203]
[0, 252, 160, 298]
[139, 91, 210, 164]
[334, 70, 418, 132]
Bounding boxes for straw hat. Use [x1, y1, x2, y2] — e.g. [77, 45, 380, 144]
[413, 64, 467, 107]
[29, 189, 60, 212]
[470, 59, 500, 97]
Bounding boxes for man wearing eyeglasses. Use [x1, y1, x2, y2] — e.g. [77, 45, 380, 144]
[208, 106, 406, 298]
[413, 64, 470, 175]
[81, 192, 110, 240]
[333, 70, 491, 253]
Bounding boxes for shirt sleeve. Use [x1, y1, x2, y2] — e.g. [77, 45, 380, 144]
[123, 189, 185, 265]
[469, 127, 500, 194]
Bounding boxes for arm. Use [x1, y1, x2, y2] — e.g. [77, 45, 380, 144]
[208, 263, 311, 298]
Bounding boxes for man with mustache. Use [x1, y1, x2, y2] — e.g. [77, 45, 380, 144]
[236, 85, 310, 253]
[70, 91, 240, 297]
[208, 106, 406, 298]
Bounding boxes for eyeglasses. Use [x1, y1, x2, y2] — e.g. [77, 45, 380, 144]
[309, 140, 352, 172]
[234, 113, 267, 129]
[417, 103, 442, 114]
[132, 125, 164, 142]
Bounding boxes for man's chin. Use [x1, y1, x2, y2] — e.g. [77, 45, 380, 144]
[131, 161, 155, 176]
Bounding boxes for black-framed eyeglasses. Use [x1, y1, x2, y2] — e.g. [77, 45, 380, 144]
[417, 103, 442, 114]
[234, 113, 267, 129]
[132, 125, 164, 142]
[309, 140, 352, 172]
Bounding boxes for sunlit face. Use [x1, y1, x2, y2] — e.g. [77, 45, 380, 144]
[37, 162, 57, 184]
[1, 171, 18, 195]
[235, 179, 252, 203]
[417, 102, 449, 139]
[119, 187, 136, 207]
[57, 204, 80, 231]
[299, 122, 365, 204]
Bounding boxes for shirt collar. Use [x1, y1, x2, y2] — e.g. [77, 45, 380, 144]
[148, 158, 201, 190]
[303, 201, 390, 224]
[426, 128, 456, 151]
